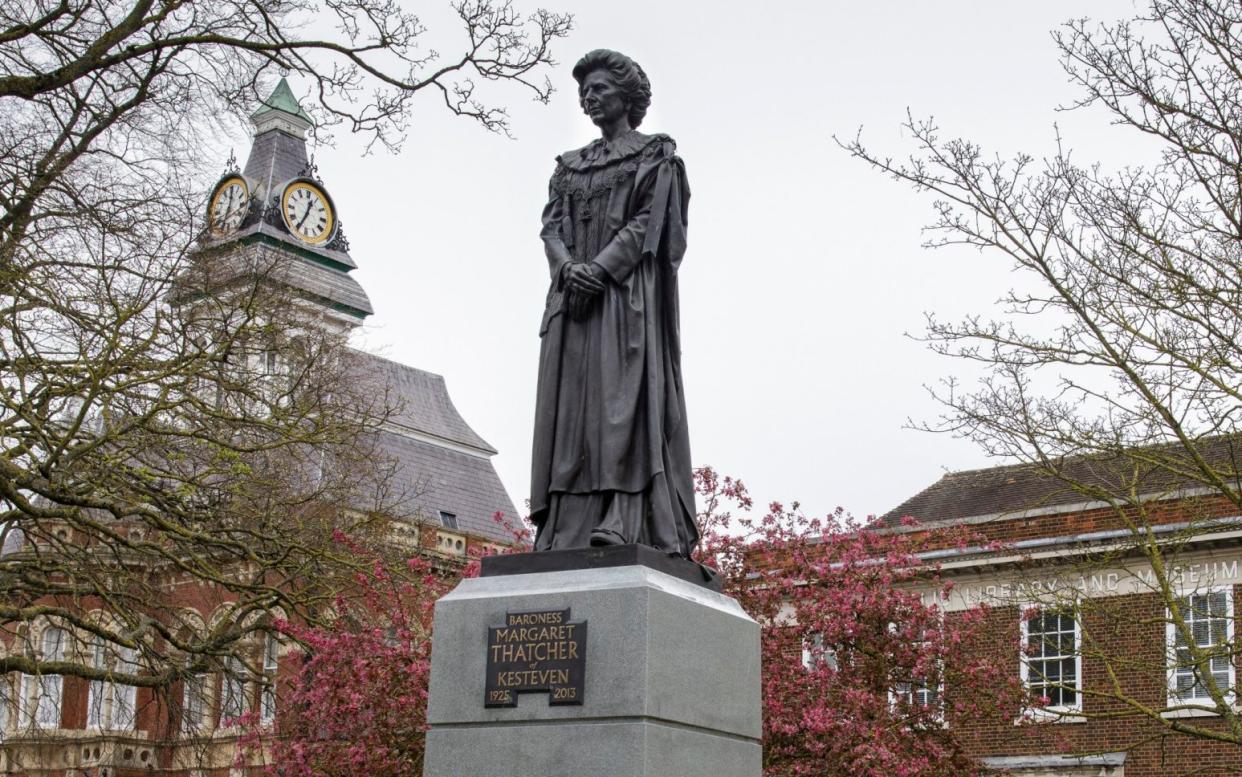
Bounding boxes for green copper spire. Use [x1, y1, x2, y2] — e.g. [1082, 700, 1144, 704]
[251, 77, 313, 124]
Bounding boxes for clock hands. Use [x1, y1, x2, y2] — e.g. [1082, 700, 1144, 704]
[211, 181, 249, 233]
[281, 183, 329, 241]
[294, 189, 327, 236]
[297, 196, 315, 231]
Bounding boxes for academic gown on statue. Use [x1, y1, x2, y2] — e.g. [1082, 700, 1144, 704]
[530, 130, 698, 557]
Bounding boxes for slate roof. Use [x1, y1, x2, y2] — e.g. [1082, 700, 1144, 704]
[353, 351, 496, 453]
[379, 430, 519, 540]
[171, 240, 373, 320]
[180, 82, 517, 543]
[880, 435, 1242, 527]
[253, 235, 370, 316]
[347, 350, 518, 541]
[243, 124, 313, 206]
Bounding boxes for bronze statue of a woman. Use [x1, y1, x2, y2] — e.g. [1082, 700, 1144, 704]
[530, 49, 698, 558]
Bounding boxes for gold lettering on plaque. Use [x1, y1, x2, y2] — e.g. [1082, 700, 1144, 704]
[486, 608, 586, 708]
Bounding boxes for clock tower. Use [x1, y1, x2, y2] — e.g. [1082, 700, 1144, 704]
[179, 78, 520, 550]
[193, 78, 372, 335]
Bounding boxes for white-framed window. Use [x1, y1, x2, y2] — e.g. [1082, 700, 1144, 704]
[801, 632, 838, 671]
[260, 635, 278, 724]
[1167, 587, 1234, 706]
[1020, 607, 1081, 713]
[20, 627, 66, 729]
[219, 656, 248, 724]
[438, 511, 458, 530]
[896, 677, 941, 710]
[181, 673, 209, 733]
[87, 640, 138, 730]
[889, 618, 944, 720]
[893, 655, 942, 714]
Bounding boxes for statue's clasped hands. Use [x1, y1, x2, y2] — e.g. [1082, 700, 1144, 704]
[564, 262, 605, 296]
[562, 262, 605, 320]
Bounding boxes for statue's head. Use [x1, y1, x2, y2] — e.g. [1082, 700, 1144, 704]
[572, 49, 651, 129]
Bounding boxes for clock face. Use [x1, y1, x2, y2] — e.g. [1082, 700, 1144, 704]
[208, 177, 250, 235]
[281, 181, 334, 245]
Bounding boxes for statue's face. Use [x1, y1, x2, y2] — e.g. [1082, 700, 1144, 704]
[580, 70, 628, 128]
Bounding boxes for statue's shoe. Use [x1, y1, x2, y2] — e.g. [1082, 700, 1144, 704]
[588, 530, 627, 547]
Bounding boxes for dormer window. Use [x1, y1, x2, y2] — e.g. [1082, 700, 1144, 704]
[439, 511, 458, 530]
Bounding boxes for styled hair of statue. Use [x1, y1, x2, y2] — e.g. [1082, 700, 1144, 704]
[572, 49, 651, 129]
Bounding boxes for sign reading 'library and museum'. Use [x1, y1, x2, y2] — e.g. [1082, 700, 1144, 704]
[484, 608, 587, 707]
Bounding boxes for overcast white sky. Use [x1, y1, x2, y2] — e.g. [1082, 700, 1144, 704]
[278, 0, 1147, 521]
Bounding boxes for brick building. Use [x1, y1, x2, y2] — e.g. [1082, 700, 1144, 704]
[882, 437, 1242, 776]
[0, 82, 519, 776]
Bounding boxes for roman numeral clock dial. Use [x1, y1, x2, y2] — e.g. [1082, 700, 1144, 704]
[281, 180, 335, 245]
[208, 176, 250, 235]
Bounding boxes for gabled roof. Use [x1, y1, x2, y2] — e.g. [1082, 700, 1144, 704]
[880, 435, 1242, 527]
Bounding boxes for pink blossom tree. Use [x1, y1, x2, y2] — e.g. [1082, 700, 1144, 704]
[241, 519, 527, 776]
[243, 480, 1019, 776]
[244, 553, 447, 775]
[694, 467, 1024, 777]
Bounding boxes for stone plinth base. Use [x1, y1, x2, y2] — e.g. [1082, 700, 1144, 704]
[422, 548, 762, 777]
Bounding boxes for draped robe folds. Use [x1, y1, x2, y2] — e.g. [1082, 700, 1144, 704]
[530, 130, 698, 557]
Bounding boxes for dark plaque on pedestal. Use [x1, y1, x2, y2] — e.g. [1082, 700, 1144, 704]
[484, 608, 587, 707]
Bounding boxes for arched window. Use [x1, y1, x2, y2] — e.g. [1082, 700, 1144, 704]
[86, 639, 138, 730]
[20, 627, 66, 729]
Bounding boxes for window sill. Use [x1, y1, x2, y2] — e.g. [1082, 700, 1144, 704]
[228, 718, 276, 734]
[4, 728, 147, 740]
[1162, 705, 1223, 718]
[3, 727, 74, 740]
[1015, 708, 1085, 725]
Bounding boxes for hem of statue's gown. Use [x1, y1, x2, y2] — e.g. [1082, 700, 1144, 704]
[531, 468, 699, 558]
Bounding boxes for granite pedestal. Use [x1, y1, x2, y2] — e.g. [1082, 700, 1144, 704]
[422, 546, 762, 777]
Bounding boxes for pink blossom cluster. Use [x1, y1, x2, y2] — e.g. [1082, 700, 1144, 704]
[238, 523, 511, 775]
[694, 467, 1024, 776]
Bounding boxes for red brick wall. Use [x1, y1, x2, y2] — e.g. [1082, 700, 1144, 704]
[947, 586, 1242, 775]
[906, 493, 1238, 552]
